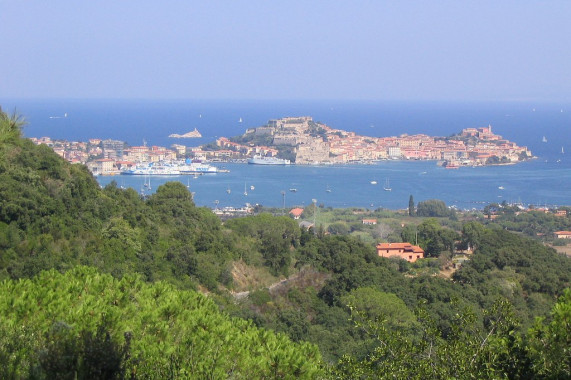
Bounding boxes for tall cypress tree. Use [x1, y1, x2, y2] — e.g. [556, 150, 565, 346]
[408, 195, 415, 216]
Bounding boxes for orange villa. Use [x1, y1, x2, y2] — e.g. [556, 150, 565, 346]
[376, 242, 424, 263]
[554, 231, 571, 239]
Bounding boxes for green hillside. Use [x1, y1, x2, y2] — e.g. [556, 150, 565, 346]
[1, 108, 570, 378]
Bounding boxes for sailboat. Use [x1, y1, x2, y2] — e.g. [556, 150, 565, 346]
[383, 178, 392, 191]
[143, 173, 151, 190]
[562, 146, 565, 154]
[325, 185, 332, 193]
[542, 136, 547, 143]
[243, 183, 248, 196]
[226, 187, 231, 194]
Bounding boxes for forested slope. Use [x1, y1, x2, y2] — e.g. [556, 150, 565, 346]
[1, 108, 570, 378]
[0, 114, 234, 288]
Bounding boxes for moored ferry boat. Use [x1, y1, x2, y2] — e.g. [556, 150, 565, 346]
[178, 162, 218, 174]
[122, 160, 219, 175]
[122, 163, 181, 176]
[248, 155, 291, 165]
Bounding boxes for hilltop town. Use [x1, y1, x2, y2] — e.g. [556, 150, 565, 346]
[216, 116, 532, 167]
[29, 116, 532, 174]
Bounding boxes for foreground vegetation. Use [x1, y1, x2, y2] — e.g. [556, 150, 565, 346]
[1, 108, 569, 378]
[0, 267, 322, 379]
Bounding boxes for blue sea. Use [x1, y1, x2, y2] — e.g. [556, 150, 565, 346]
[2, 99, 570, 210]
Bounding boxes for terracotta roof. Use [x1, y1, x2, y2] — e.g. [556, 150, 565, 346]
[376, 242, 425, 254]
[377, 243, 411, 249]
[289, 208, 304, 217]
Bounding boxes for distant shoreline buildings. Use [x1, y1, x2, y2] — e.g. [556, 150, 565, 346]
[217, 116, 532, 167]
[28, 115, 532, 175]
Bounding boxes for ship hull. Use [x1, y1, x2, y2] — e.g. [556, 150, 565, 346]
[248, 156, 291, 165]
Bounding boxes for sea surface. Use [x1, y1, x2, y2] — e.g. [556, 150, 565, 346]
[2, 98, 570, 210]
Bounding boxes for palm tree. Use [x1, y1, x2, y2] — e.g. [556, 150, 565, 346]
[0, 107, 26, 144]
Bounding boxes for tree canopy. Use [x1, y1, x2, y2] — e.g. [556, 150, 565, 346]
[0, 267, 323, 379]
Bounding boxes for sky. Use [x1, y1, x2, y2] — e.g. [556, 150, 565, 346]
[1, 1, 570, 101]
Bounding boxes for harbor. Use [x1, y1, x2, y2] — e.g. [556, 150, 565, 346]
[96, 158, 571, 211]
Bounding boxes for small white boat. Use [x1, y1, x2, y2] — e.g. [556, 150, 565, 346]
[498, 186, 504, 190]
[370, 181, 378, 185]
[383, 178, 392, 191]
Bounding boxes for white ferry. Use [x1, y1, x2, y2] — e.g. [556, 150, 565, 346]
[122, 160, 218, 175]
[248, 155, 291, 165]
[122, 163, 181, 176]
[178, 162, 218, 174]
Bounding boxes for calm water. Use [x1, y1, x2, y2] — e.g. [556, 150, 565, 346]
[95, 159, 571, 210]
[2, 99, 570, 209]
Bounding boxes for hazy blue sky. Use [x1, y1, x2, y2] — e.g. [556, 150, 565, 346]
[1, 1, 570, 101]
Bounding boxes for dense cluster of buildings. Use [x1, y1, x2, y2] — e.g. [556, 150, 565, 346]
[30, 115, 532, 175]
[216, 116, 532, 166]
[29, 137, 183, 175]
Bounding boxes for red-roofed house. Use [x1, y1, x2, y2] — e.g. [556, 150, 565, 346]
[289, 208, 304, 220]
[554, 231, 571, 239]
[362, 219, 377, 225]
[376, 242, 424, 263]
